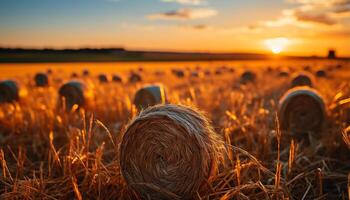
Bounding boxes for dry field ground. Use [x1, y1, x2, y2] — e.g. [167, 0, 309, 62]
[0, 59, 349, 199]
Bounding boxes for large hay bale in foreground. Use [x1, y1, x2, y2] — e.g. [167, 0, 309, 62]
[58, 81, 94, 111]
[134, 84, 167, 110]
[120, 104, 226, 199]
[34, 72, 49, 87]
[278, 86, 326, 133]
[0, 80, 22, 103]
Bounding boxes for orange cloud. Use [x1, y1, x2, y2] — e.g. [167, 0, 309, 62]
[148, 8, 217, 20]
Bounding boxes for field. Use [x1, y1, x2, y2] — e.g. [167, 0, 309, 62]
[0, 59, 349, 199]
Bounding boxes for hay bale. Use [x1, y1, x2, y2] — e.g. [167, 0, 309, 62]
[82, 69, 90, 76]
[129, 72, 142, 83]
[240, 70, 256, 84]
[278, 69, 289, 77]
[0, 80, 21, 103]
[315, 69, 326, 77]
[58, 81, 93, 111]
[278, 86, 326, 133]
[190, 71, 200, 78]
[71, 72, 79, 78]
[34, 72, 49, 87]
[47, 69, 53, 74]
[120, 104, 226, 199]
[291, 72, 314, 88]
[134, 84, 167, 110]
[98, 74, 109, 83]
[112, 74, 122, 82]
[172, 69, 185, 78]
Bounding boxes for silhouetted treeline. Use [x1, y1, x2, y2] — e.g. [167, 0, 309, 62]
[0, 47, 346, 63]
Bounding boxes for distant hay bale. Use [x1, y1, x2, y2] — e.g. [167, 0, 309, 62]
[190, 71, 200, 78]
[278, 69, 289, 77]
[291, 72, 314, 88]
[0, 80, 21, 103]
[240, 70, 256, 84]
[129, 72, 142, 83]
[172, 69, 185, 78]
[58, 81, 93, 111]
[303, 65, 311, 72]
[47, 69, 53, 74]
[120, 104, 226, 199]
[34, 72, 49, 87]
[204, 70, 211, 76]
[278, 86, 326, 133]
[98, 74, 109, 83]
[315, 69, 326, 77]
[134, 84, 167, 110]
[112, 74, 122, 82]
[71, 72, 79, 78]
[82, 69, 90, 76]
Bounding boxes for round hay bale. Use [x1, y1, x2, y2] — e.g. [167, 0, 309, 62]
[120, 104, 225, 199]
[278, 86, 326, 133]
[0, 80, 21, 103]
[172, 69, 185, 78]
[204, 70, 211, 76]
[112, 74, 122, 82]
[98, 74, 109, 83]
[58, 81, 93, 111]
[47, 69, 53, 74]
[82, 69, 90, 76]
[278, 70, 289, 77]
[291, 72, 314, 88]
[215, 69, 222, 75]
[240, 70, 256, 84]
[303, 65, 311, 72]
[71, 72, 79, 78]
[315, 69, 326, 77]
[34, 72, 49, 87]
[190, 71, 200, 78]
[134, 84, 167, 110]
[129, 72, 142, 83]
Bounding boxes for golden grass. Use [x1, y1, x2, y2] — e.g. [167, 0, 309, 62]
[0, 60, 349, 199]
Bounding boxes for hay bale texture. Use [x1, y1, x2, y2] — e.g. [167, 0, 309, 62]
[120, 104, 226, 199]
[278, 86, 326, 133]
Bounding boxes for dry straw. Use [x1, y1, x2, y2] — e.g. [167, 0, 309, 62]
[119, 104, 226, 199]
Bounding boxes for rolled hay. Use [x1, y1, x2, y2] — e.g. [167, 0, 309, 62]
[82, 69, 90, 76]
[34, 72, 49, 87]
[172, 69, 185, 78]
[240, 70, 256, 84]
[129, 72, 142, 83]
[134, 84, 167, 110]
[0, 80, 25, 103]
[58, 81, 94, 111]
[71, 72, 79, 78]
[112, 74, 123, 82]
[190, 71, 200, 78]
[120, 104, 226, 199]
[278, 69, 289, 77]
[278, 86, 326, 133]
[98, 74, 109, 83]
[290, 72, 314, 88]
[315, 69, 326, 77]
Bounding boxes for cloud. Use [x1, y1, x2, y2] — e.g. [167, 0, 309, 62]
[148, 8, 217, 20]
[178, 24, 211, 30]
[160, 0, 206, 5]
[293, 9, 337, 25]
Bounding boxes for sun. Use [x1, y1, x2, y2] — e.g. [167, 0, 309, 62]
[264, 37, 290, 55]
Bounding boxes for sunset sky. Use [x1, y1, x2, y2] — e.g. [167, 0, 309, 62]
[0, 0, 349, 56]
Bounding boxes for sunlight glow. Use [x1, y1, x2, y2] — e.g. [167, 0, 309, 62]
[264, 37, 290, 54]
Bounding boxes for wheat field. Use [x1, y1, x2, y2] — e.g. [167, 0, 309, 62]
[0, 59, 349, 199]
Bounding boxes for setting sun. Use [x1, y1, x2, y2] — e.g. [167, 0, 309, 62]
[264, 37, 290, 54]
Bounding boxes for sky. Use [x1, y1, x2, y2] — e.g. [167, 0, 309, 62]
[0, 0, 349, 56]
